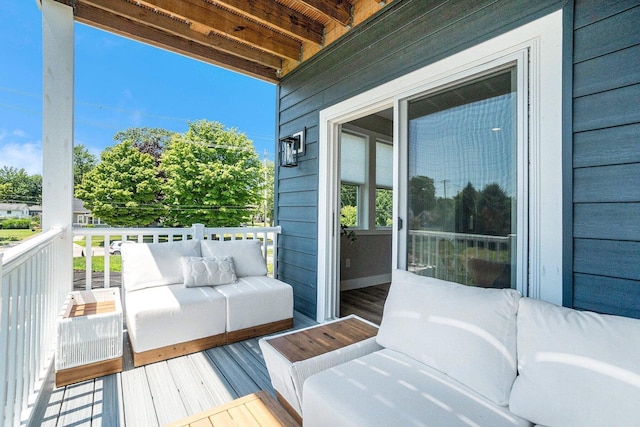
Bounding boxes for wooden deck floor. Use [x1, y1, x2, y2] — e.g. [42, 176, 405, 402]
[340, 283, 390, 325]
[31, 311, 317, 427]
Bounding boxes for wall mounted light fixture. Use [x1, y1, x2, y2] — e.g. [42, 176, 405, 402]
[279, 129, 305, 167]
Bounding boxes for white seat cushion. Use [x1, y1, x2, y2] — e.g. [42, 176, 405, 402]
[377, 269, 520, 405]
[121, 240, 201, 291]
[213, 276, 292, 332]
[125, 284, 226, 353]
[509, 298, 640, 427]
[200, 239, 267, 277]
[303, 349, 532, 427]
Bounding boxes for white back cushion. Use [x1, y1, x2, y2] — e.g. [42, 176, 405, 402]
[181, 256, 237, 287]
[121, 240, 201, 291]
[377, 269, 520, 405]
[200, 239, 267, 277]
[509, 298, 640, 427]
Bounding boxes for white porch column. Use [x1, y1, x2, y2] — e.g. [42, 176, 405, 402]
[42, 0, 74, 291]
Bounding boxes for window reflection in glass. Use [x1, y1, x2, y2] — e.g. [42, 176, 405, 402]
[407, 68, 517, 289]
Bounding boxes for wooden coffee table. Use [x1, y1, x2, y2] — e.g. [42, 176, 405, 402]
[259, 315, 381, 423]
[165, 390, 299, 427]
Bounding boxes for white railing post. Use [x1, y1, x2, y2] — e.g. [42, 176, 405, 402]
[192, 223, 205, 240]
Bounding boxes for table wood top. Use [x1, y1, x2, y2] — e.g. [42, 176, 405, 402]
[68, 301, 116, 318]
[164, 390, 299, 427]
[266, 316, 378, 363]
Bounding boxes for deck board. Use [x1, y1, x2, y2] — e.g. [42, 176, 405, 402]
[32, 310, 319, 426]
[146, 362, 190, 426]
[93, 374, 124, 427]
[120, 363, 159, 427]
[205, 346, 262, 398]
[166, 356, 216, 415]
[187, 352, 237, 404]
[57, 380, 94, 426]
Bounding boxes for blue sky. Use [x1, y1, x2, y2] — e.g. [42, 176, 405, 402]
[0, 1, 277, 175]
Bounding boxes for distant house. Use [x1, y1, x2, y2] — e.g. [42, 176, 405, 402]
[0, 203, 30, 218]
[73, 197, 105, 227]
[29, 205, 42, 217]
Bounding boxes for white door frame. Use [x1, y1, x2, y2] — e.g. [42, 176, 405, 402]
[317, 10, 564, 322]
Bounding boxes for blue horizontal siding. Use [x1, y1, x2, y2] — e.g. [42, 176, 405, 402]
[572, 2, 640, 318]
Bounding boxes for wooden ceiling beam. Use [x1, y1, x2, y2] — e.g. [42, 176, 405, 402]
[78, 0, 282, 70]
[139, 0, 302, 61]
[297, 0, 352, 26]
[75, 2, 280, 83]
[213, 0, 325, 45]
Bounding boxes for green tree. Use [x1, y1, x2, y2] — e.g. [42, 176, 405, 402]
[340, 205, 357, 227]
[161, 120, 262, 226]
[408, 175, 436, 218]
[74, 144, 98, 187]
[0, 166, 41, 204]
[477, 183, 512, 236]
[114, 127, 175, 166]
[75, 141, 164, 226]
[375, 188, 393, 227]
[257, 159, 274, 225]
[454, 182, 478, 233]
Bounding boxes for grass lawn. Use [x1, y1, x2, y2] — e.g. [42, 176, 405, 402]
[0, 229, 39, 245]
[73, 255, 122, 272]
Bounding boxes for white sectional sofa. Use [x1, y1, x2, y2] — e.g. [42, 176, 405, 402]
[303, 269, 640, 427]
[121, 239, 293, 367]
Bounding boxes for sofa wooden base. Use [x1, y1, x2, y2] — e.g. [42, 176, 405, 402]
[132, 318, 294, 367]
[227, 318, 294, 344]
[132, 333, 227, 367]
[56, 357, 122, 387]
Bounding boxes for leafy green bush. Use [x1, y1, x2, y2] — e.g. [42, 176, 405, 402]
[0, 218, 32, 229]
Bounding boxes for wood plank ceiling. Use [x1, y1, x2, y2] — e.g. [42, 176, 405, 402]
[53, 0, 393, 83]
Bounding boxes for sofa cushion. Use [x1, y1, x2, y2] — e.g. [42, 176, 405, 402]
[181, 256, 237, 287]
[125, 284, 226, 353]
[509, 298, 640, 427]
[377, 269, 520, 405]
[213, 276, 292, 332]
[303, 349, 532, 427]
[200, 239, 267, 277]
[121, 240, 201, 291]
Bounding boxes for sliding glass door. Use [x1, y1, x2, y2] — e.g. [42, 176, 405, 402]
[406, 67, 519, 289]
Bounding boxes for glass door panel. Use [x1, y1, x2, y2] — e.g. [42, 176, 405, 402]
[407, 68, 517, 288]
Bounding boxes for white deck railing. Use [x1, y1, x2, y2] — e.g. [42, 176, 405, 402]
[0, 228, 65, 427]
[408, 230, 514, 285]
[72, 224, 281, 289]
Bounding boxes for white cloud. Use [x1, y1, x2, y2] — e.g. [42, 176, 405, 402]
[0, 140, 43, 175]
[13, 129, 27, 138]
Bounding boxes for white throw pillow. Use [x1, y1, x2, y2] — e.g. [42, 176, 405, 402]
[181, 256, 237, 287]
[121, 240, 201, 291]
[377, 269, 520, 406]
[200, 239, 267, 277]
[509, 298, 640, 427]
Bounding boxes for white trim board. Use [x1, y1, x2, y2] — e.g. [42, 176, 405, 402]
[317, 10, 564, 322]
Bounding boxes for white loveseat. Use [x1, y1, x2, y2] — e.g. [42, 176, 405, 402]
[303, 269, 640, 427]
[121, 239, 293, 367]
